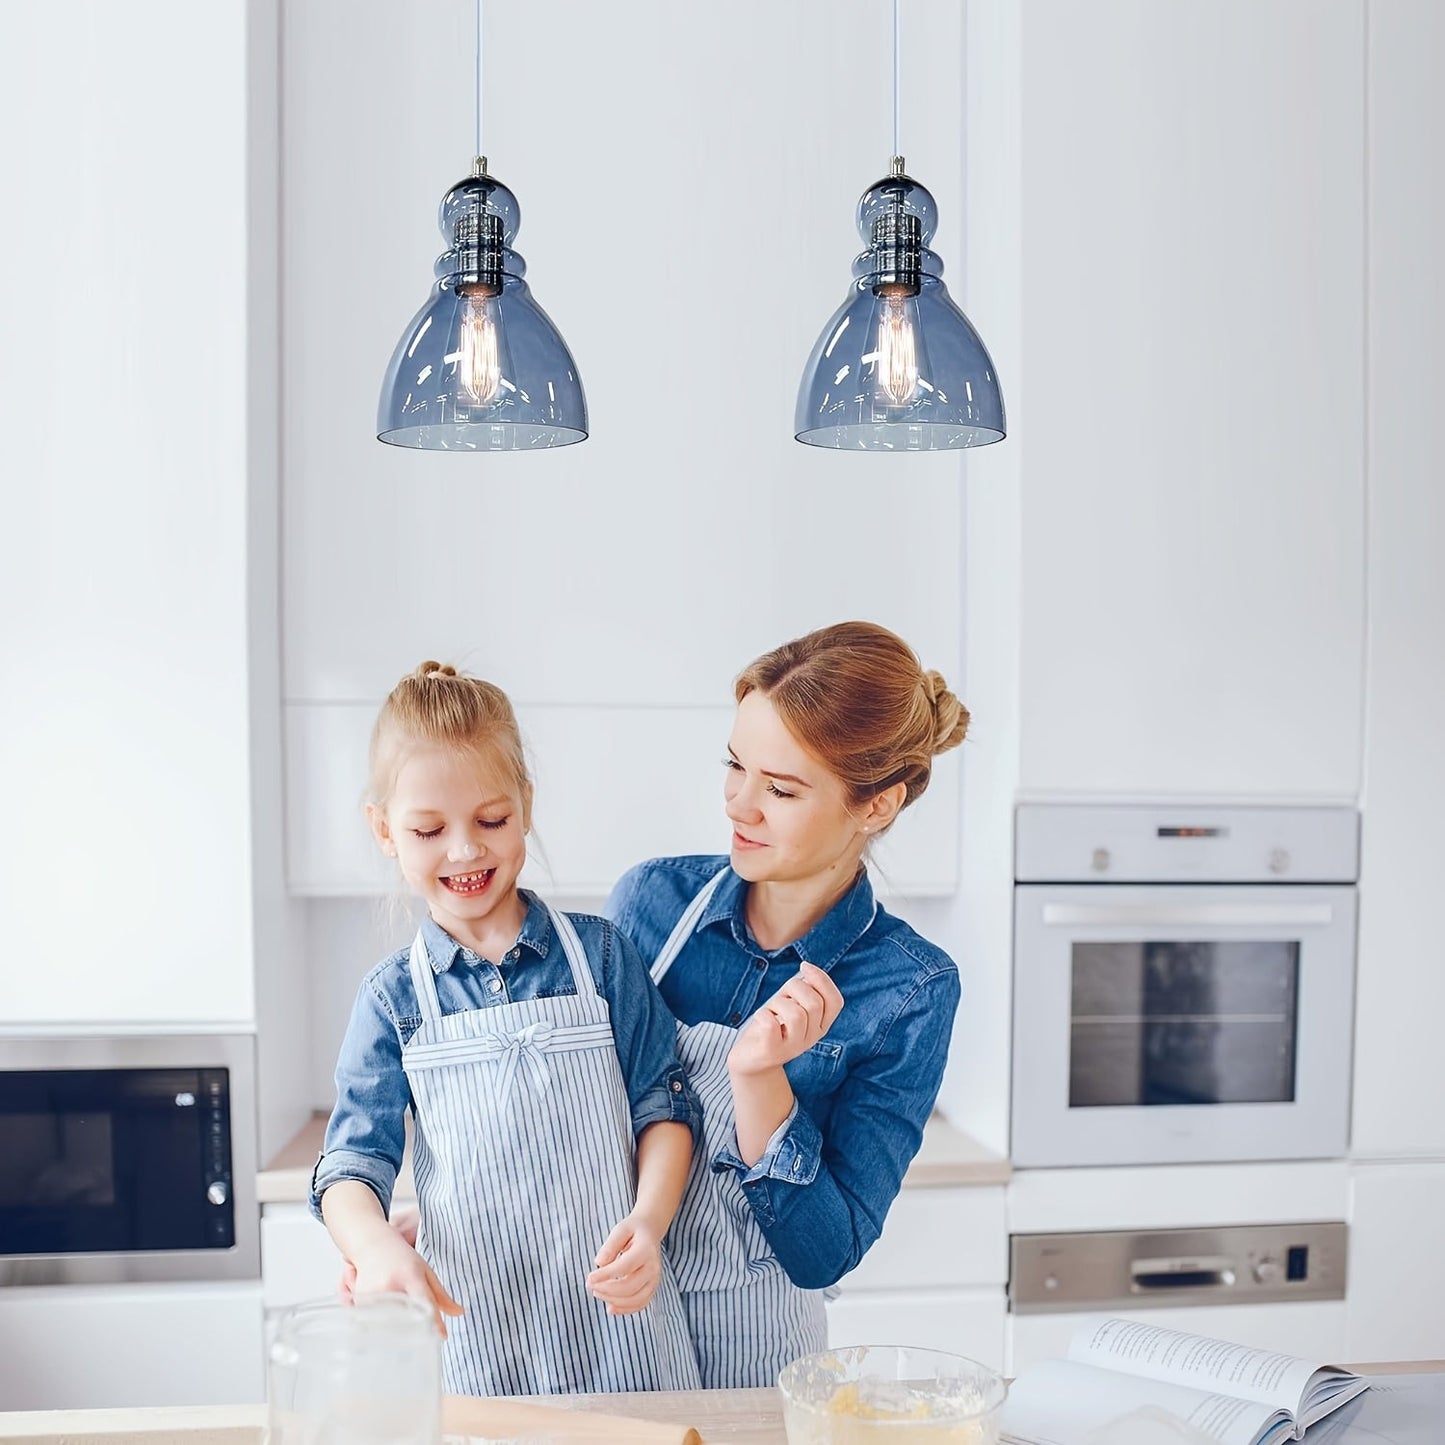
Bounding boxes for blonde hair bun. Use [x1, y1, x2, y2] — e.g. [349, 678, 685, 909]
[415, 660, 458, 680]
[922, 669, 970, 755]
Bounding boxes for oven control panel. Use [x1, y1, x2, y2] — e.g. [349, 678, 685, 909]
[1010, 1222, 1349, 1313]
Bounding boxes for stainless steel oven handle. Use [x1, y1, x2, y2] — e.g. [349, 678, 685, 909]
[1040, 903, 1336, 927]
[1130, 1254, 1238, 1292]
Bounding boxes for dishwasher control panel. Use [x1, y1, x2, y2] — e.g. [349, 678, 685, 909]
[1010, 1222, 1348, 1313]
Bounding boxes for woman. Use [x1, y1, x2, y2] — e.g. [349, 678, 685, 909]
[604, 620, 967, 1386]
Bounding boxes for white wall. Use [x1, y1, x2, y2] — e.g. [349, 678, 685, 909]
[0, 2, 259, 1026]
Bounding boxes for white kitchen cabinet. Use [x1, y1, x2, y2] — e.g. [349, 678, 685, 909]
[1349, 0, 1445, 1159]
[1, 2, 276, 1027]
[829, 1187, 1008, 1368]
[277, 0, 989, 899]
[1004, 0, 1366, 799]
[1007, 1302, 1349, 1377]
[261, 1202, 345, 1315]
[1347, 1162, 1445, 1363]
[827, 1289, 1006, 1370]
[0, 1283, 265, 1411]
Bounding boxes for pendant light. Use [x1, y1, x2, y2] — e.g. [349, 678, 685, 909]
[794, 1, 1005, 451]
[377, 0, 587, 451]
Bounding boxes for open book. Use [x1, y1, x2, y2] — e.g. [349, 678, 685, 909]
[1000, 1317, 1369, 1445]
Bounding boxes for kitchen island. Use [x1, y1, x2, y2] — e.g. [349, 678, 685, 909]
[3, 1365, 1442, 1444]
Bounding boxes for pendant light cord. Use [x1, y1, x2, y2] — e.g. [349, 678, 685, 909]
[891, 0, 901, 160]
[474, 0, 485, 161]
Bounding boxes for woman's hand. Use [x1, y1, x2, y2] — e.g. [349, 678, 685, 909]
[585, 1212, 664, 1316]
[727, 961, 845, 1077]
[347, 1224, 463, 1337]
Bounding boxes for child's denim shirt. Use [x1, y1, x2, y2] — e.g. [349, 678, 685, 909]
[605, 855, 961, 1291]
[310, 892, 701, 1220]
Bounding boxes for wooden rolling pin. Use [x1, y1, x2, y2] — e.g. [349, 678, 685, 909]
[441, 1394, 703, 1444]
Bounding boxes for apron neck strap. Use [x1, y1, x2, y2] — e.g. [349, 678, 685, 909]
[543, 902, 599, 998]
[407, 931, 445, 1028]
[650, 867, 729, 984]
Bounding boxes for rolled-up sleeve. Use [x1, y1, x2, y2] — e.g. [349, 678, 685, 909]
[307, 977, 409, 1222]
[602, 921, 703, 1142]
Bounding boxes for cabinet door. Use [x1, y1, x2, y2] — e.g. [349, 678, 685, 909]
[1348, 1163, 1445, 1363]
[2, 2, 258, 1025]
[827, 1288, 1006, 1372]
[1012, 0, 1365, 797]
[0, 1283, 264, 1410]
[262, 1202, 348, 1312]
[841, 1187, 1007, 1293]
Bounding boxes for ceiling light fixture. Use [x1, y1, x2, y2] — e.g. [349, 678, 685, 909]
[377, 0, 587, 451]
[794, 0, 1005, 451]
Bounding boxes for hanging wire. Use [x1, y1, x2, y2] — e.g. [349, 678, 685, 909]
[891, 0, 901, 160]
[474, 0, 485, 161]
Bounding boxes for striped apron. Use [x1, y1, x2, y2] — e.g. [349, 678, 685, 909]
[402, 902, 699, 1396]
[651, 870, 830, 1388]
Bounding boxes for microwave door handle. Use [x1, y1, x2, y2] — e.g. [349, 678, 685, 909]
[1040, 903, 1336, 928]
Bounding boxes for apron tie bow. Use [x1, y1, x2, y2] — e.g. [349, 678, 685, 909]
[477, 1019, 556, 1103]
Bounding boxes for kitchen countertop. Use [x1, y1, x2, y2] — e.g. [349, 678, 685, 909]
[256, 1110, 1010, 1204]
[3, 1367, 1442, 1445]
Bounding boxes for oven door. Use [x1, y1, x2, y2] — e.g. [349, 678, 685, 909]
[0, 1034, 258, 1282]
[1011, 885, 1356, 1167]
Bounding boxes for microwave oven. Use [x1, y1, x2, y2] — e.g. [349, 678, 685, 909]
[1010, 805, 1359, 1168]
[0, 1033, 259, 1283]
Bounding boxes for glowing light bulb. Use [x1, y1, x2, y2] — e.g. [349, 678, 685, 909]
[457, 291, 502, 405]
[876, 293, 919, 407]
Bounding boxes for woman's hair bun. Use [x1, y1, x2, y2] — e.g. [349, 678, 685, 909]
[414, 660, 458, 680]
[922, 669, 969, 755]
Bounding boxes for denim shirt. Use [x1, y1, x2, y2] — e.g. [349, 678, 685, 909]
[310, 891, 702, 1220]
[604, 855, 961, 1291]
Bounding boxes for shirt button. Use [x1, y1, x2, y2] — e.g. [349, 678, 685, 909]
[729, 1013, 741, 1025]
[671, 1080, 683, 1093]
[754, 959, 766, 971]
[791, 1159, 802, 1175]
[488, 978, 503, 994]
[508, 948, 520, 961]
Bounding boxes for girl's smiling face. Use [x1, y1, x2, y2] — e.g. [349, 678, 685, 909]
[369, 745, 530, 958]
[723, 690, 869, 887]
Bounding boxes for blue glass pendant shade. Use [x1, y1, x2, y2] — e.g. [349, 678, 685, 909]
[795, 167, 1005, 451]
[378, 167, 587, 450]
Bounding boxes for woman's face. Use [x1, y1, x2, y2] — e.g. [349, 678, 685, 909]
[723, 690, 867, 886]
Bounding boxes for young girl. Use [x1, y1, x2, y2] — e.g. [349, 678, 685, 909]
[310, 662, 702, 1397]
[605, 620, 968, 1386]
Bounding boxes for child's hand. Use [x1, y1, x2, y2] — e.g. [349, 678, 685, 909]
[349, 1225, 464, 1337]
[336, 1207, 421, 1303]
[585, 1213, 664, 1316]
[727, 962, 844, 1076]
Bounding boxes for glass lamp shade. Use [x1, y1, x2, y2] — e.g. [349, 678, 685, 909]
[378, 170, 587, 451]
[795, 169, 1005, 451]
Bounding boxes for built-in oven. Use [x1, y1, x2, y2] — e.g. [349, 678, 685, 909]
[0, 1033, 258, 1283]
[1011, 805, 1358, 1168]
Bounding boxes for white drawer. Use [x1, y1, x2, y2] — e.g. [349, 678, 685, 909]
[841, 1187, 1007, 1291]
[261, 1202, 346, 1311]
[826, 1286, 1006, 1371]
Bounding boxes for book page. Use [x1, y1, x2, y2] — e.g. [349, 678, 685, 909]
[1296, 1372, 1445, 1444]
[1000, 1359, 1288, 1445]
[1067, 1317, 1330, 1414]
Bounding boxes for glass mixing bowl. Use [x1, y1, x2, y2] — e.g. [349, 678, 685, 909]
[779, 1344, 1008, 1444]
